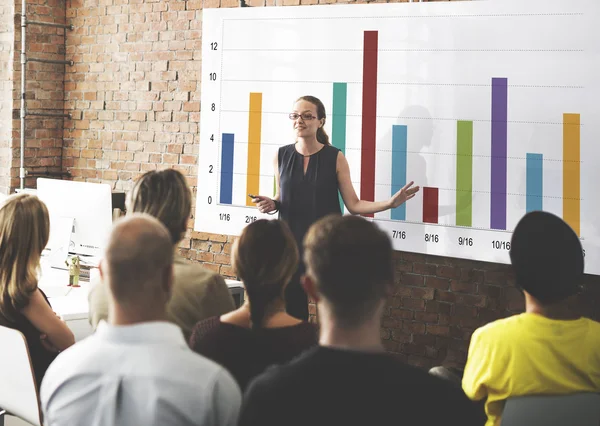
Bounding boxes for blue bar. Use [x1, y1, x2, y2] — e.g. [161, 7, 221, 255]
[526, 153, 543, 212]
[220, 133, 234, 205]
[391, 125, 407, 220]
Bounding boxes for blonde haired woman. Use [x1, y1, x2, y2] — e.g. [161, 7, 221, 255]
[0, 194, 75, 386]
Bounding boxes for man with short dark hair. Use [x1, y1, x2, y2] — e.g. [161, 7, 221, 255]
[462, 211, 600, 426]
[41, 214, 241, 426]
[239, 214, 480, 426]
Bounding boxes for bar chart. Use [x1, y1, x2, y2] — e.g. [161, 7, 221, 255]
[196, 0, 600, 274]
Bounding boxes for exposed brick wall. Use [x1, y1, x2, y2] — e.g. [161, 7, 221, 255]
[4, 0, 595, 370]
[0, 0, 14, 195]
[20, 0, 67, 189]
[3, 0, 68, 193]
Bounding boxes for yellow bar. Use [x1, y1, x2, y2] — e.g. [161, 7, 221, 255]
[246, 92, 262, 206]
[563, 113, 580, 236]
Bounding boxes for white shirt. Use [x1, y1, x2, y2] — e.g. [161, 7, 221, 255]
[40, 321, 241, 426]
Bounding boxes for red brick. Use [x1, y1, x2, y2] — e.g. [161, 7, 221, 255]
[402, 321, 426, 334]
[436, 265, 462, 279]
[395, 261, 412, 273]
[391, 330, 411, 343]
[389, 309, 414, 320]
[450, 280, 476, 293]
[437, 291, 456, 303]
[401, 298, 425, 311]
[214, 253, 230, 265]
[452, 304, 478, 318]
[401, 273, 424, 287]
[425, 301, 452, 315]
[478, 284, 502, 298]
[381, 317, 401, 329]
[414, 312, 438, 323]
[455, 293, 487, 308]
[426, 325, 450, 336]
[393, 286, 411, 298]
[414, 263, 436, 276]
[426, 276, 450, 290]
[411, 287, 435, 300]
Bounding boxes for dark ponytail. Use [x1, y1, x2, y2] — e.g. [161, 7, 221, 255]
[296, 95, 331, 146]
[246, 283, 280, 330]
[316, 126, 330, 146]
[232, 220, 299, 330]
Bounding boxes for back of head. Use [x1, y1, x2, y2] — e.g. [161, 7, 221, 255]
[0, 194, 50, 322]
[510, 211, 583, 304]
[233, 220, 298, 329]
[104, 214, 174, 310]
[303, 215, 393, 327]
[127, 169, 192, 245]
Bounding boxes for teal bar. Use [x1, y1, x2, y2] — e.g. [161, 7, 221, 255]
[391, 125, 407, 220]
[526, 153, 543, 212]
[332, 82, 347, 212]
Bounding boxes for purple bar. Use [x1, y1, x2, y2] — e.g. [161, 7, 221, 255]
[490, 77, 507, 230]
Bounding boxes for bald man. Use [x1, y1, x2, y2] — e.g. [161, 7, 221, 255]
[40, 214, 241, 426]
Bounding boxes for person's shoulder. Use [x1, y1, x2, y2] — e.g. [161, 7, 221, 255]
[472, 313, 523, 341]
[174, 256, 224, 286]
[181, 346, 237, 381]
[325, 144, 341, 153]
[41, 335, 99, 393]
[247, 346, 319, 393]
[189, 316, 223, 347]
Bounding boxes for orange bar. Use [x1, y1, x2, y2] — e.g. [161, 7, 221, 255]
[246, 92, 262, 206]
[563, 113, 580, 236]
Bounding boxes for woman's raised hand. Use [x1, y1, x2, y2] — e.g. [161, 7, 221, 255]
[389, 181, 420, 209]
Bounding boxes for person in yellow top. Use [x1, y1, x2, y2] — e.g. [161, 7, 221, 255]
[462, 211, 600, 426]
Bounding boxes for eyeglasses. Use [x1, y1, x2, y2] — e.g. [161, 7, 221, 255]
[289, 113, 318, 121]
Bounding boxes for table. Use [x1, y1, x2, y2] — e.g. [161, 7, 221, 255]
[38, 260, 244, 341]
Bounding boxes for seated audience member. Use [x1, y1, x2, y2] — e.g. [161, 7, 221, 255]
[462, 211, 600, 426]
[41, 214, 241, 426]
[89, 169, 234, 339]
[189, 219, 317, 391]
[0, 194, 74, 387]
[239, 215, 480, 426]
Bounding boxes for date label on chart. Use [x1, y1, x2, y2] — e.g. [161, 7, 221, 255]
[458, 237, 473, 247]
[491, 240, 510, 250]
[392, 230, 406, 239]
[425, 233, 439, 243]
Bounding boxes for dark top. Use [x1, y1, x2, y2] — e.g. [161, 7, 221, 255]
[239, 346, 483, 426]
[278, 143, 342, 247]
[0, 289, 58, 389]
[188, 316, 318, 391]
[278, 143, 342, 320]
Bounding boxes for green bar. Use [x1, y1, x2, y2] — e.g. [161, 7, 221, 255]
[332, 82, 347, 212]
[456, 120, 473, 227]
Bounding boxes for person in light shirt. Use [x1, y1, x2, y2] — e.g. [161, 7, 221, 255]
[40, 214, 241, 426]
[462, 211, 600, 426]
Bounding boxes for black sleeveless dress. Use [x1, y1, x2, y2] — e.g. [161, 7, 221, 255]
[278, 143, 342, 320]
[0, 289, 58, 388]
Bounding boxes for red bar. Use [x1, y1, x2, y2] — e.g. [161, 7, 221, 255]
[423, 187, 439, 224]
[361, 30, 378, 217]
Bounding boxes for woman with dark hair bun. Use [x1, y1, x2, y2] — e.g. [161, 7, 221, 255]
[251, 95, 420, 320]
[189, 219, 317, 391]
